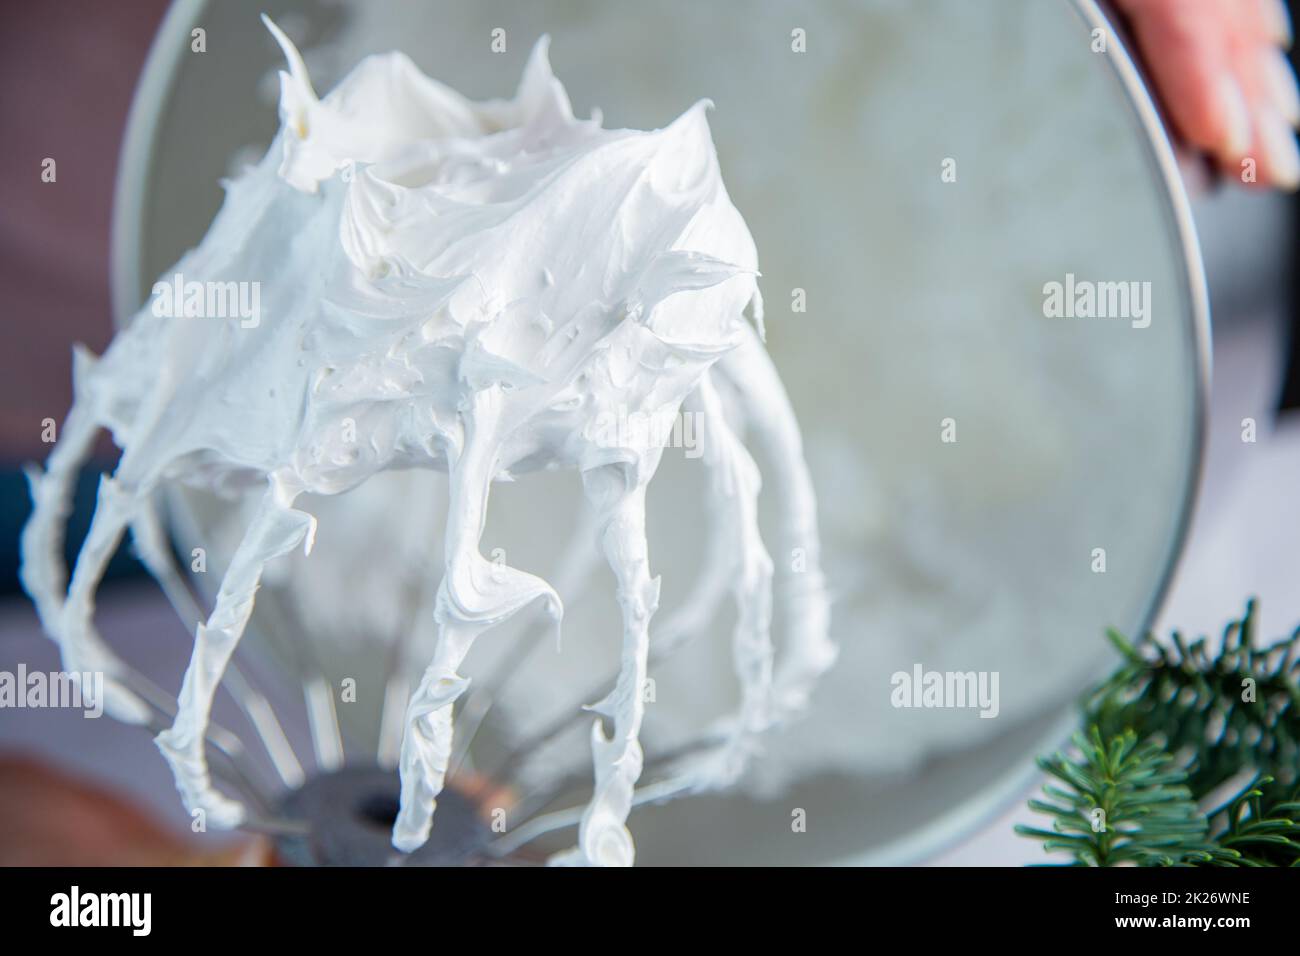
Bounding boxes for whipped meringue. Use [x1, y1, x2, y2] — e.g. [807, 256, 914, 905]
[21, 17, 833, 865]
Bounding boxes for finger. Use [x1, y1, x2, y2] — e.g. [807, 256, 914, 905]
[1250, 101, 1300, 188]
[1224, 0, 1291, 47]
[1257, 46, 1300, 124]
[1253, 0, 1294, 47]
[1228, 28, 1300, 188]
[1120, 0, 1253, 162]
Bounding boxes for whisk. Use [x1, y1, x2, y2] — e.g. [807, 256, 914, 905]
[34, 484, 822, 866]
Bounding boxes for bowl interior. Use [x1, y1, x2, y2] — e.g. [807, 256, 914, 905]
[114, 0, 1205, 864]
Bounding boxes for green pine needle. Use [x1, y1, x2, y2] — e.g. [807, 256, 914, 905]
[1203, 774, 1300, 867]
[1018, 601, 1300, 866]
[1089, 599, 1300, 802]
[1015, 727, 1219, 866]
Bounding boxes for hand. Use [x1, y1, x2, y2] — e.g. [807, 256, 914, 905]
[1117, 0, 1300, 189]
[0, 755, 270, 866]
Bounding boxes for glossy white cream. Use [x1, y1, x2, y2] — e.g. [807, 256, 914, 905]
[21, 18, 832, 865]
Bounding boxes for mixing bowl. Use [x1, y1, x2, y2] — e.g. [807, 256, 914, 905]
[111, 0, 1208, 864]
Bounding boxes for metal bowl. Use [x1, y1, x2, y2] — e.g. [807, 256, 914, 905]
[111, 0, 1208, 864]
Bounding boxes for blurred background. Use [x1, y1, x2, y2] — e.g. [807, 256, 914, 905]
[1, 0, 1297, 865]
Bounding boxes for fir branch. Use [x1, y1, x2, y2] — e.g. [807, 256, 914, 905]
[1018, 602, 1300, 866]
[1203, 775, 1300, 867]
[1087, 600, 1300, 804]
[1015, 728, 1220, 866]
